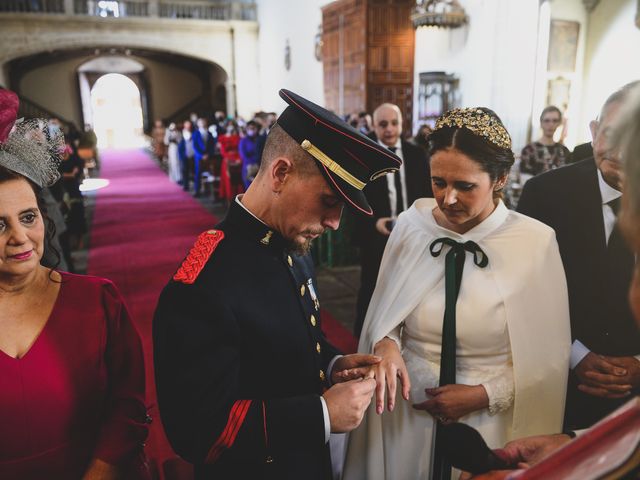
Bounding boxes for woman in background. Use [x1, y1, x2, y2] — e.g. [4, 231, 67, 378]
[59, 142, 86, 250]
[164, 122, 182, 185]
[218, 121, 243, 203]
[239, 120, 260, 189]
[519, 106, 571, 180]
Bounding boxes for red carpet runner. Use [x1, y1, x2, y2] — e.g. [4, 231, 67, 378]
[87, 149, 356, 478]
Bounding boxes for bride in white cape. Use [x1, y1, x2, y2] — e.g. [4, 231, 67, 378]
[342, 108, 571, 480]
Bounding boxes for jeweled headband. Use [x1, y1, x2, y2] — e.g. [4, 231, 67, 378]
[434, 107, 512, 150]
[0, 89, 63, 188]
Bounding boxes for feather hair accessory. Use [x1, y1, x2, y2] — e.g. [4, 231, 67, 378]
[0, 89, 63, 188]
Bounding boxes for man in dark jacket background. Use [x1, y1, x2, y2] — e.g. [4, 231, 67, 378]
[353, 102, 433, 336]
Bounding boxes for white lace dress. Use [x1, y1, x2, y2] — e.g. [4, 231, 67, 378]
[381, 252, 515, 479]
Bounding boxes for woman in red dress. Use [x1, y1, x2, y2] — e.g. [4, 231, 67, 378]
[0, 90, 149, 479]
[217, 122, 244, 203]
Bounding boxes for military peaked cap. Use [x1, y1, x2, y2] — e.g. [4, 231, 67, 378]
[277, 89, 401, 216]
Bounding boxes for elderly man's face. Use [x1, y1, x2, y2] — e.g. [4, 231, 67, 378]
[590, 101, 624, 190]
[374, 106, 402, 148]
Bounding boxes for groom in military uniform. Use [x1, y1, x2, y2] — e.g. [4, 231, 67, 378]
[153, 89, 403, 479]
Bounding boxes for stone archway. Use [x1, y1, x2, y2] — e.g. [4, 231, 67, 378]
[8, 47, 230, 132]
[90, 72, 145, 149]
[78, 55, 150, 133]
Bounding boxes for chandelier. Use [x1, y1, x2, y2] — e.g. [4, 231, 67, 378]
[411, 0, 468, 29]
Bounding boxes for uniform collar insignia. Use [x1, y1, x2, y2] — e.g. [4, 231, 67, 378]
[223, 201, 287, 251]
[260, 230, 273, 245]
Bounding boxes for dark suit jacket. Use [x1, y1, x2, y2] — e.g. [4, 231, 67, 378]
[571, 141, 593, 164]
[154, 201, 340, 479]
[352, 137, 432, 334]
[517, 158, 640, 427]
[353, 138, 433, 246]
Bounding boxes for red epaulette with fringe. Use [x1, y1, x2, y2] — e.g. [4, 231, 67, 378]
[173, 229, 224, 284]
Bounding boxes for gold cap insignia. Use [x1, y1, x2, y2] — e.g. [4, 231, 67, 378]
[301, 139, 366, 190]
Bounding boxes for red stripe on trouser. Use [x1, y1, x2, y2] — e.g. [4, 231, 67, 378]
[205, 401, 242, 463]
[205, 400, 252, 463]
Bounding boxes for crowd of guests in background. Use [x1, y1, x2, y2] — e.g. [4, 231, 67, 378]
[149, 108, 438, 207]
[38, 117, 98, 273]
[150, 110, 275, 202]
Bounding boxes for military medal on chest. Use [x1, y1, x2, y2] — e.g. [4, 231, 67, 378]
[307, 278, 320, 310]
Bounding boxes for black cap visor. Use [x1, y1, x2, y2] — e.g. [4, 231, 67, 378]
[277, 89, 401, 217]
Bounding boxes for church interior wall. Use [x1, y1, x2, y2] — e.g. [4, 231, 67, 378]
[138, 57, 203, 121]
[580, 0, 640, 138]
[231, 20, 262, 118]
[537, 0, 588, 150]
[412, 0, 539, 153]
[255, 0, 328, 114]
[19, 56, 86, 125]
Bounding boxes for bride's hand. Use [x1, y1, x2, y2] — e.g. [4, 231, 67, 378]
[412, 384, 489, 423]
[372, 337, 411, 414]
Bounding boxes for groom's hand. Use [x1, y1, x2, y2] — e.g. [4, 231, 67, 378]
[331, 354, 381, 383]
[323, 378, 376, 432]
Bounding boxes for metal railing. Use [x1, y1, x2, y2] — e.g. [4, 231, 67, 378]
[73, 1, 149, 16]
[2, 0, 257, 20]
[0, 0, 65, 13]
[160, 1, 227, 20]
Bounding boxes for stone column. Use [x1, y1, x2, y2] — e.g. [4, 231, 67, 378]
[148, 0, 159, 17]
[63, 0, 74, 15]
[230, 2, 241, 20]
[227, 26, 238, 116]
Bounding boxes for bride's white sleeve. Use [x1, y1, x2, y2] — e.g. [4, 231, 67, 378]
[482, 367, 515, 415]
[384, 325, 403, 350]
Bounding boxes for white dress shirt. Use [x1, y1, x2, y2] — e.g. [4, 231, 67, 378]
[379, 139, 407, 218]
